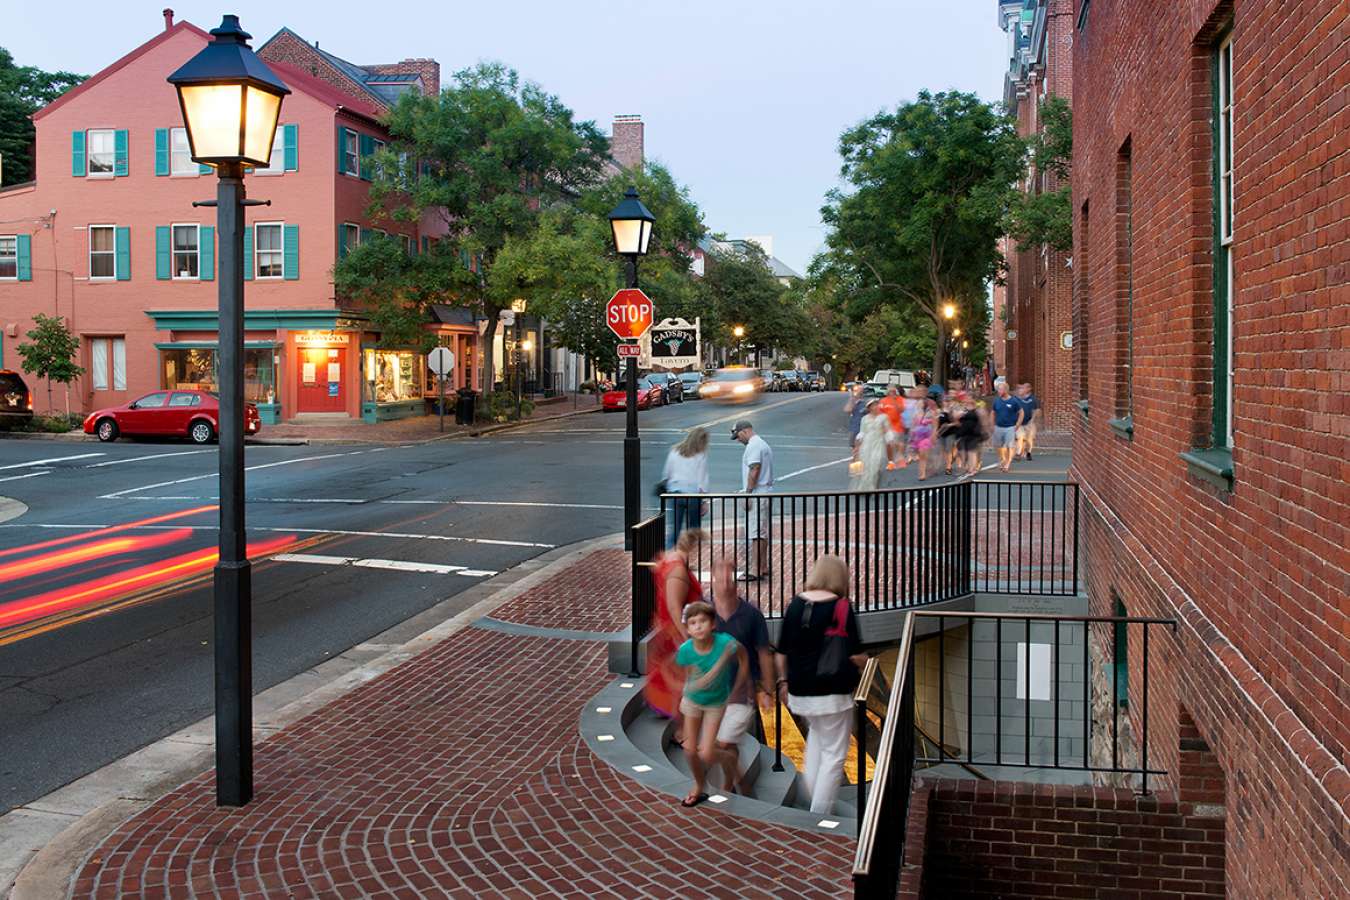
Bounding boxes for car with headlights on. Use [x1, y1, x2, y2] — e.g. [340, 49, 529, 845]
[698, 367, 762, 403]
[0, 370, 34, 428]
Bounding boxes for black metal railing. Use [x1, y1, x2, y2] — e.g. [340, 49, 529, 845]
[661, 482, 973, 619]
[971, 481, 1079, 595]
[852, 610, 1176, 898]
[629, 514, 665, 676]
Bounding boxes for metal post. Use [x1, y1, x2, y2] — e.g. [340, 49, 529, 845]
[213, 161, 252, 807]
[438, 372, 445, 433]
[623, 258, 640, 551]
[856, 699, 867, 816]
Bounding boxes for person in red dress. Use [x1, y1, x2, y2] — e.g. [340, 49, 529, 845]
[645, 528, 706, 718]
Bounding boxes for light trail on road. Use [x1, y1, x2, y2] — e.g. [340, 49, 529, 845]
[0, 505, 217, 559]
[0, 528, 190, 582]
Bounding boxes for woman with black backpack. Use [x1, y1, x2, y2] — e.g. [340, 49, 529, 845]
[773, 555, 867, 815]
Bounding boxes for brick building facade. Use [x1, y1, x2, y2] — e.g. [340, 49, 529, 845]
[998, 0, 1075, 432]
[1072, 0, 1348, 895]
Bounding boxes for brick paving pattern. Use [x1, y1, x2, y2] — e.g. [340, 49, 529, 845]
[490, 549, 631, 633]
[73, 551, 853, 898]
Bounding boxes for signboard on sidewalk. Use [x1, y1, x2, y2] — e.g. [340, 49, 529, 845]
[645, 317, 700, 370]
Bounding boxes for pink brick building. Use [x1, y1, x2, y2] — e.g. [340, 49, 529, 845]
[0, 12, 469, 424]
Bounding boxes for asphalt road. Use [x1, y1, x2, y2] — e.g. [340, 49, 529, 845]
[0, 391, 1070, 813]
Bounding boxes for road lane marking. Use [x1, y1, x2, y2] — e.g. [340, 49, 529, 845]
[0, 470, 51, 483]
[98, 450, 367, 498]
[273, 553, 496, 578]
[777, 456, 854, 482]
[388, 499, 624, 510]
[0, 453, 103, 471]
[85, 450, 214, 468]
[0, 523, 555, 549]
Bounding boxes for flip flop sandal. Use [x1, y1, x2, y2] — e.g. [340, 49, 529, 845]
[681, 793, 710, 808]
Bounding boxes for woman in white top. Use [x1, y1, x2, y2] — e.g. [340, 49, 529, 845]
[663, 426, 710, 548]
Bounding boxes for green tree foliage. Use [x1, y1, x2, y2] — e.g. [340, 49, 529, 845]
[17, 313, 84, 410]
[0, 48, 85, 186]
[821, 90, 1022, 382]
[1007, 95, 1073, 252]
[699, 242, 808, 358]
[341, 62, 610, 395]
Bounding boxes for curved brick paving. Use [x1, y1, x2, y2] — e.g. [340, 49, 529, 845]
[489, 548, 632, 633]
[72, 551, 852, 898]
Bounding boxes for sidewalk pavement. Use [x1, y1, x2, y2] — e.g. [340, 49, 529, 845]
[20, 542, 852, 899]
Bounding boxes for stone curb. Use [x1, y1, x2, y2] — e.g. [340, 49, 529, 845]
[0, 498, 26, 525]
[2, 531, 624, 900]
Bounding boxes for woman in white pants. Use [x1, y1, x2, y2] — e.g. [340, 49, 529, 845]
[774, 555, 867, 815]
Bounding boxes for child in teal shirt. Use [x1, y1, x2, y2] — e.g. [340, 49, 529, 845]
[675, 601, 748, 807]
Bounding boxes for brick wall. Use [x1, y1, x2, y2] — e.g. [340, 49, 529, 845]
[918, 778, 1225, 898]
[611, 115, 644, 173]
[1072, 0, 1348, 894]
[365, 59, 440, 96]
[258, 32, 375, 107]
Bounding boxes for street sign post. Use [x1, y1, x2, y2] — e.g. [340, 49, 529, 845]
[647, 317, 700, 370]
[606, 288, 654, 340]
[427, 347, 455, 433]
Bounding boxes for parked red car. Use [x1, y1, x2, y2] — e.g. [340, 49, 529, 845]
[601, 374, 667, 411]
[83, 390, 261, 444]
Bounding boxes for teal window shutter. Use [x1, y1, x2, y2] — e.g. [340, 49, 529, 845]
[199, 226, 215, 281]
[154, 129, 169, 176]
[72, 131, 86, 177]
[114, 129, 129, 176]
[336, 125, 346, 173]
[360, 227, 371, 245]
[421, 236, 429, 254]
[114, 227, 131, 280]
[337, 224, 347, 260]
[16, 235, 32, 281]
[283, 123, 298, 171]
[283, 224, 300, 280]
[243, 227, 253, 280]
[155, 226, 171, 280]
[358, 133, 372, 181]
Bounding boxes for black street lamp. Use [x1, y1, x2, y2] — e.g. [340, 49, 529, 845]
[168, 15, 289, 808]
[608, 187, 655, 549]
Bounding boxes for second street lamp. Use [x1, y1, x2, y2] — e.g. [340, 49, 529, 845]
[608, 187, 655, 549]
[168, 14, 289, 808]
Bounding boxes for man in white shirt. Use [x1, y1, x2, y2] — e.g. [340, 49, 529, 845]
[731, 420, 774, 581]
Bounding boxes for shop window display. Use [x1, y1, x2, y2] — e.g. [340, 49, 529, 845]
[161, 347, 275, 403]
[366, 349, 423, 403]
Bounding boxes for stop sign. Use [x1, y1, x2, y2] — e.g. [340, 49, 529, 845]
[605, 288, 654, 340]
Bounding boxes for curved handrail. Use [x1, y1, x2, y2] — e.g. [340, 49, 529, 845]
[852, 611, 916, 879]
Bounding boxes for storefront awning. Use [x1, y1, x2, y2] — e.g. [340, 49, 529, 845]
[146, 309, 343, 331]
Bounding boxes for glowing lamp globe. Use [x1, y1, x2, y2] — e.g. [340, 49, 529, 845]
[608, 187, 656, 257]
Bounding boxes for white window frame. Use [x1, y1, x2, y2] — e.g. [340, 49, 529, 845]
[342, 222, 360, 253]
[0, 235, 16, 280]
[88, 224, 116, 280]
[401, 234, 414, 257]
[90, 337, 127, 391]
[1217, 34, 1235, 446]
[169, 127, 198, 176]
[344, 128, 359, 176]
[254, 222, 284, 280]
[87, 129, 115, 178]
[171, 223, 200, 280]
[253, 126, 285, 176]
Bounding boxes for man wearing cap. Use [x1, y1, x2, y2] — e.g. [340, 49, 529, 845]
[731, 420, 774, 581]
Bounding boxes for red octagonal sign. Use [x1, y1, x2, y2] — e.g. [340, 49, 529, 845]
[605, 288, 654, 340]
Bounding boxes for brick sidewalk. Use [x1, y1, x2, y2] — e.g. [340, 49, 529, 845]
[70, 550, 853, 899]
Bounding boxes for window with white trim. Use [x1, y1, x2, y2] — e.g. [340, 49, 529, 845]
[255, 222, 283, 278]
[87, 129, 115, 176]
[90, 337, 127, 391]
[253, 126, 285, 175]
[172, 224, 200, 279]
[344, 129, 359, 176]
[89, 225, 116, 279]
[0, 236, 15, 280]
[1216, 33, 1235, 446]
[170, 128, 197, 176]
[342, 222, 360, 254]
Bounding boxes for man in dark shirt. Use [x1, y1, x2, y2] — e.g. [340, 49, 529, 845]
[1015, 383, 1041, 460]
[710, 560, 773, 792]
[991, 380, 1024, 473]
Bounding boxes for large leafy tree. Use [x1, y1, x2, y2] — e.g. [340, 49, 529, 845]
[821, 90, 1022, 383]
[0, 48, 85, 186]
[1006, 94, 1072, 252]
[699, 242, 808, 362]
[337, 62, 610, 396]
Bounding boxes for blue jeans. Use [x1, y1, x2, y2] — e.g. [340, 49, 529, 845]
[667, 494, 703, 547]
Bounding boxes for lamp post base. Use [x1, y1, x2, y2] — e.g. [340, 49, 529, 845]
[213, 559, 253, 806]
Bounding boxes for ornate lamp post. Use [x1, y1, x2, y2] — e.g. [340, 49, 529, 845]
[608, 188, 655, 549]
[168, 15, 288, 808]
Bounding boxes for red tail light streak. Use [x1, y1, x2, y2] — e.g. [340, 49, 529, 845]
[0, 505, 218, 559]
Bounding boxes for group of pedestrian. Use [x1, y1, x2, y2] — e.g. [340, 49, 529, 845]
[647, 530, 865, 816]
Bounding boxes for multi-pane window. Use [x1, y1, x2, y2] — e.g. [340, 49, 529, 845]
[254, 126, 285, 174]
[0, 236, 15, 279]
[172, 225, 199, 279]
[255, 223, 283, 278]
[89, 225, 116, 278]
[344, 129, 359, 176]
[87, 129, 115, 176]
[90, 337, 127, 391]
[1215, 34, 1235, 446]
[170, 128, 197, 175]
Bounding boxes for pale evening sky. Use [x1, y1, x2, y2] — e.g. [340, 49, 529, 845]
[6, 1, 1010, 274]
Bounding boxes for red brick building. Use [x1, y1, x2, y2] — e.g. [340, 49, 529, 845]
[1072, 0, 1348, 895]
[997, 0, 1075, 432]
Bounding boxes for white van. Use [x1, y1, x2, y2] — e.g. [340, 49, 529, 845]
[869, 369, 917, 389]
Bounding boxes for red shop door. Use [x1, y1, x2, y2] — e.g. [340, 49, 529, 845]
[297, 347, 345, 413]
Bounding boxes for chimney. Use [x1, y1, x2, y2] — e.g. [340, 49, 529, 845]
[611, 115, 644, 172]
[162, 8, 174, 30]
